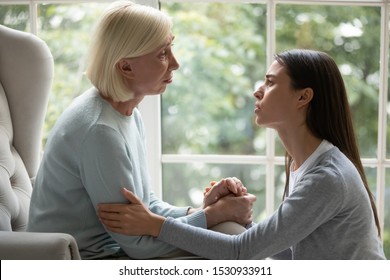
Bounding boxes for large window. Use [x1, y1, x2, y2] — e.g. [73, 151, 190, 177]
[1, 0, 389, 258]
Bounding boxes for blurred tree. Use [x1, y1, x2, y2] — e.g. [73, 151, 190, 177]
[161, 3, 267, 156]
[275, 5, 381, 158]
[0, 5, 29, 31]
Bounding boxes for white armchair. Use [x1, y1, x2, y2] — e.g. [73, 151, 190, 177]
[0, 25, 80, 260]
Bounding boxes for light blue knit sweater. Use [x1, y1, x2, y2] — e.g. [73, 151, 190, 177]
[28, 88, 206, 259]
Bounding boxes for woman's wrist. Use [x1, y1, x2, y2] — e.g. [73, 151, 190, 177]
[187, 207, 201, 215]
[151, 213, 166, 237]
[204, 204, 223, 228]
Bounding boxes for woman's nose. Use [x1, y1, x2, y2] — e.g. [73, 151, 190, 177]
[169, 53, 180, 70]
[253, 87, 264, 99]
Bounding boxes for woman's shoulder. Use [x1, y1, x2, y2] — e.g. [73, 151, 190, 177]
[48, 88, 103, 141]
[58, 88, 101, 118]
[305, 147, 362, 193]
[317, 147, 359, 177]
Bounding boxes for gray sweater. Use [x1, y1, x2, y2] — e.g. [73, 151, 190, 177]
[158, 147, 386, 259]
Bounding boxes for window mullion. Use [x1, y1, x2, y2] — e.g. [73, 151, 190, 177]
[139, 96, 163, 197]
[265, 0, 277, 215]
[29, 2, 38, 34]
[376, 2, 389, 237]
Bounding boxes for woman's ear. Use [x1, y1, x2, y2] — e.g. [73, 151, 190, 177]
[297, 88, 313, 108]
[116, 58, 135, 79]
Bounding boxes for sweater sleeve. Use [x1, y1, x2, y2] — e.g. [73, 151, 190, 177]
[148, 192, 206, 226]
[80, 125, 206, 259]
[158, 166, 345, 259]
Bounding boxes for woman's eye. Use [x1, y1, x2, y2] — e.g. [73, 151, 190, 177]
[266, 80, 273, 86]
[159, 50, 169, 60]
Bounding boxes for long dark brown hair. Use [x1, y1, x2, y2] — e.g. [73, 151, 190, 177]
[276, 49, 381, 237]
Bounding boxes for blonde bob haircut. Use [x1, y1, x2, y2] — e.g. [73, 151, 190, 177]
[85, 1, 172, 102]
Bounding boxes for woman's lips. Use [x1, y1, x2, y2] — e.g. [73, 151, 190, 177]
[164, 75, 173, 83]
[254, 103, 261, 112]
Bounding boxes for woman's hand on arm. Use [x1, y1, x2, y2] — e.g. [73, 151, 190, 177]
[98, 188, 165, 237]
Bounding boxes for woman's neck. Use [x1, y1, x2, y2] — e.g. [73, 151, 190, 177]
[100, 94, 143, 116]
[278, 127, 322, 171]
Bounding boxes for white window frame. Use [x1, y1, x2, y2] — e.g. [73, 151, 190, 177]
[1, 0, 388, 235]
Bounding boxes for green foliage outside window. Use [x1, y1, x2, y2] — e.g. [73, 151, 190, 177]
[161, 3, 267, 156]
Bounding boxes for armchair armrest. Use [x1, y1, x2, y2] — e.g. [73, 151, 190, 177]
[0, 231, 81, 260]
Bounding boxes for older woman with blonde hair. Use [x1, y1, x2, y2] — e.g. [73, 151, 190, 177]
[28, 1, 255, 259]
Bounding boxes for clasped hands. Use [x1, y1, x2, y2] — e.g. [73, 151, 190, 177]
[97, 177, 256, 237]
[202, 177, 256, 228]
